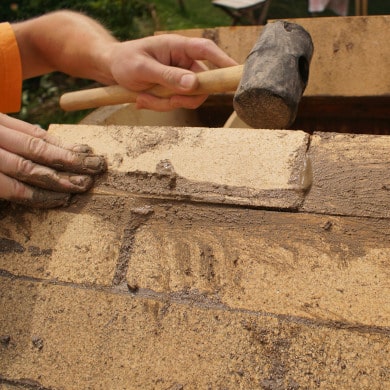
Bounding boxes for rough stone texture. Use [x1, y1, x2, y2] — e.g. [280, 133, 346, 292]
[1, 279, 389, 390]
[0, 125, 389, 389]
[165, 15, 390, 97]
[302, 132, 390, 218]
[0, 196, 125, 285]
[126, 204, 390, 328]
[49, 124, 311, 209]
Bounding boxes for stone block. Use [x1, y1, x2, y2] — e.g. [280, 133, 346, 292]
[49, 124, 311, 209]
[0, 279, 389, 389]
[0, 196, 126, 285]
[302, 132, 390, 218]
[126, 204, 390, 328]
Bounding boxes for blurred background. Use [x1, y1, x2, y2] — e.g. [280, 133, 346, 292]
[1, 0, 389, 127]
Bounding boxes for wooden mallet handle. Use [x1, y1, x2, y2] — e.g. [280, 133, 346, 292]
[60, 65, 244, 111]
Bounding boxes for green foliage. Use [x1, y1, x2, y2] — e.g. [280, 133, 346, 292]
[148, 0, 230, 30]
[1, 0, 151, 40]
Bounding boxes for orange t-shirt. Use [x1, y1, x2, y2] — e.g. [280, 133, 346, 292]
[0, 22, 22, 113]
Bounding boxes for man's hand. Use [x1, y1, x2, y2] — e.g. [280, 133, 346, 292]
[0, 114, 106, 208]
[107, 34, 238, 111]
[13, 11, 238, 112]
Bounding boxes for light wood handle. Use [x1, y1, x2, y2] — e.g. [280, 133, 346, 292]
[60, 64, 244, 111]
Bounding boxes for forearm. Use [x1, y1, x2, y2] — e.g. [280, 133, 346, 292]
[11, 11, 238, 112]
[12, 11, 118, 83]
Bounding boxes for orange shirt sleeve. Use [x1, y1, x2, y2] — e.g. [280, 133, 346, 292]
[0, 22, 22, 113]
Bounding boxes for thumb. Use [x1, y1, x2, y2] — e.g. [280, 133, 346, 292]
[177, 72, 198, 92]
[147, 62, 199, 93]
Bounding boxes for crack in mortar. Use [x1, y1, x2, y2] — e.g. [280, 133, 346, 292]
[1, 272, 389, 338]
[112, 205, 155, 286]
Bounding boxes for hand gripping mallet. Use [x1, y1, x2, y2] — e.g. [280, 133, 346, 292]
[60, 21, 313, 129]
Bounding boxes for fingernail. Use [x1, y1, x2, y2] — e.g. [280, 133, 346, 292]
[69, 175, 94, 191]
[180, 74, 196, 90]
[82, 156, 107, 173]
[72, 144, 93, 153]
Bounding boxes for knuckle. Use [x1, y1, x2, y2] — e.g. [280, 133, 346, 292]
[71, 144, 93, 153]
[30, 124, 46, 139]
[161, 67, 177, 85]
[43, 132, 62, 146]
[63, 149, 79, 166]
[131, 58, 146, 74]
[16, 158, 35, 176]
[10, 179, 30, 201]
[26, 136, 48, 159]
[15, 158, 60, 189]
[193, 38, 215, 57]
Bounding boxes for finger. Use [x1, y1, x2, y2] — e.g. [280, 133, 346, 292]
[135, 93, 208, 112]
[179, 37, 238, 69]
[0, 113, 45, 137]
[149, 35, 237, 69]
[131, 59, 200, 95]
[0, 172, 70, 209]
[190, 60, 209, 73]
[0, 148, 94, 193]
[0, 124, 107, 175]
[0, 113, 94, 153]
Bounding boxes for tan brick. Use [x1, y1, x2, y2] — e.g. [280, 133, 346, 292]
[302, 132, 390, 218]
[0, 278, 389, 390]
[49, 124, 311, 209]
[126, 204, 390, 328]
[0, 196, 130, 285]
